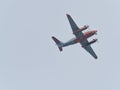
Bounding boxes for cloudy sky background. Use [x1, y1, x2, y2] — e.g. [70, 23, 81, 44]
[0, 0, 120, 90]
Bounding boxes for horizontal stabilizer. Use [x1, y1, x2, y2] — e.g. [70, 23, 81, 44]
[52, 36, 61, 44]
[52, 36, 63, 51]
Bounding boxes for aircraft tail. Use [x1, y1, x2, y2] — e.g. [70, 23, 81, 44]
[52, 36, 63, 51]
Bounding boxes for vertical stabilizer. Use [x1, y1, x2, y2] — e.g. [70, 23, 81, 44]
[52, 36, 63, 51]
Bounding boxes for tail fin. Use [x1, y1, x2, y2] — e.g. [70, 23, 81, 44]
[52, 36, 63, 51]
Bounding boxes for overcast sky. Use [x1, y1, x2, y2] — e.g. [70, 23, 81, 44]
[0, 0, 120, 90]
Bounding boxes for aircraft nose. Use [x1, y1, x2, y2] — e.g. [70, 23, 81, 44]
[94, 30, 97, 32]
[94, 30, 97, 35]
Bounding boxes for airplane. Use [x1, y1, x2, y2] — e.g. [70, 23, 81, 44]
[52, 14, 98, 59]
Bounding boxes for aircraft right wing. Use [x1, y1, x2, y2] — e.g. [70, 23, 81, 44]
[66, 14, 83, 38]
[80, 40, 98, 59]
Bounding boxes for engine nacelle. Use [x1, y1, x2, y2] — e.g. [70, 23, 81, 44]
[87, 39, 97, 45]
[73, 25, 89, 34]
[80, 25, 89, 30]
[82, 39, 97, 47]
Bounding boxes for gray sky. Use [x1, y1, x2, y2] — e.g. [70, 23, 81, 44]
[0, 0, 120, 90]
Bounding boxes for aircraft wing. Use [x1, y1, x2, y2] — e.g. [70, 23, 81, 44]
[66, 14, 83, 38]
[67, 14, 97, 59]
[80, 40, 98, 59]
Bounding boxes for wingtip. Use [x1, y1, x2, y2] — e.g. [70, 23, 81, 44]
[95, 56, 98, 59]
[66, 14, 70, 17]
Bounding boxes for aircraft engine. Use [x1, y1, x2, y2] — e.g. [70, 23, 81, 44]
[80, 25, 89, 31]
[82, 39, 97, 47]
[73, 25, 89, 34]
[87, 39, 98, 46]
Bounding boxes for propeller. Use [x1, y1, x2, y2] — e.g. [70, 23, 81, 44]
[97, 39, 99, 43]
[93, 38, 99, 43]
[95, 32, 97, 35]
[88, 26, 91, 30]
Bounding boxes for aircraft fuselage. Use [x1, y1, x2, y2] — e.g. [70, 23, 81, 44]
[62, 30, 97, 47]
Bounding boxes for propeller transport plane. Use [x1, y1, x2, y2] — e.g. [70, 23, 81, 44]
[52, 14, 98, 59]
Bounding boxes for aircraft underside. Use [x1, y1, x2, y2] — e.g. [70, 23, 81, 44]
[52, 14, 98, 59]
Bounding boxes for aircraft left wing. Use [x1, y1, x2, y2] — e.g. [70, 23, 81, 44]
[80, 40, 98, 59]
[66, 14, 83, 38]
